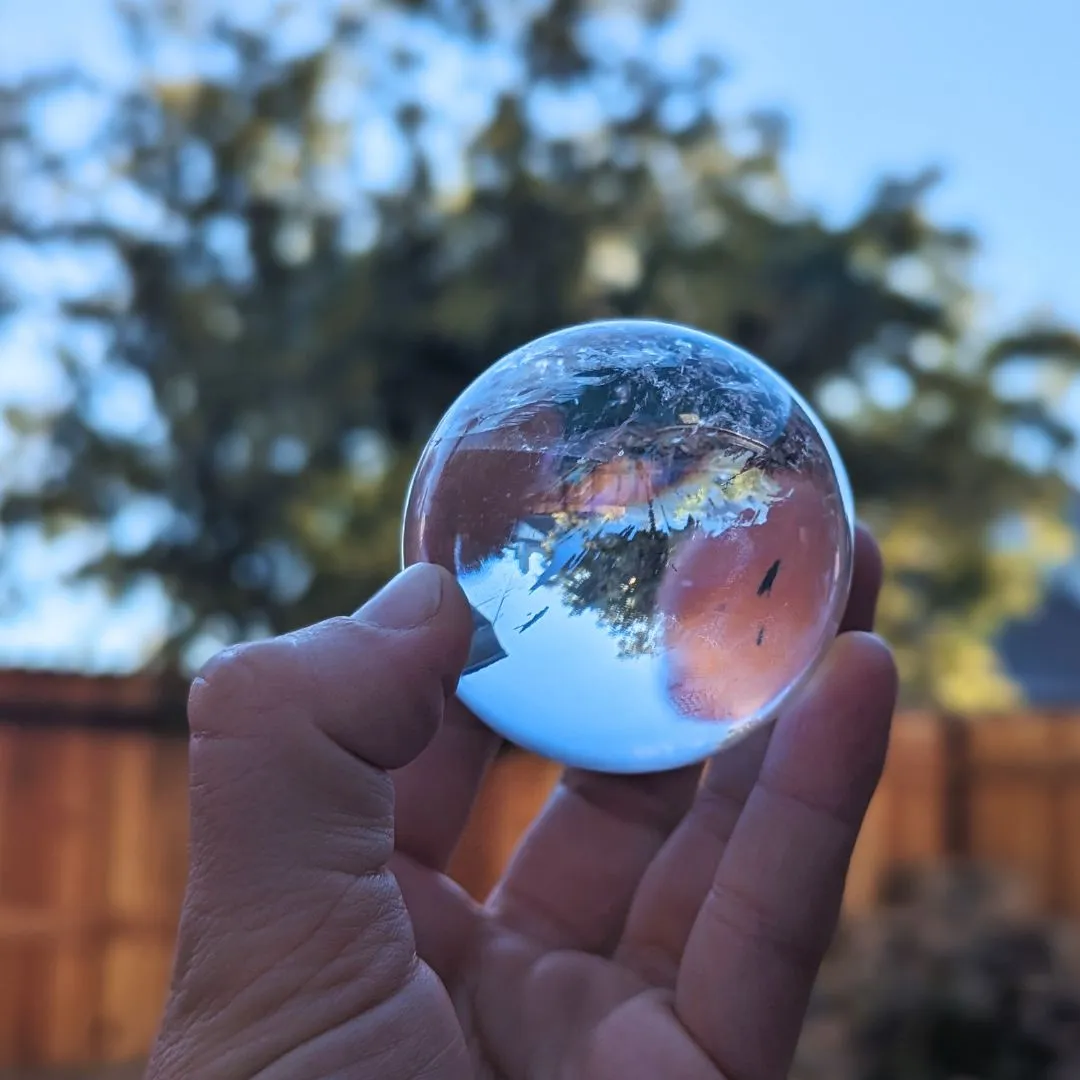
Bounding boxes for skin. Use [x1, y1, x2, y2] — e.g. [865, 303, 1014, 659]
[147, 526, 897, 1080]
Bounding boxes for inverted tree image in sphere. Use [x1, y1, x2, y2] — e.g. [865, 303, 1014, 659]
[402, 320, 854, 773]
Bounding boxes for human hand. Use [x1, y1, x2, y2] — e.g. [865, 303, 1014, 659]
[147, 527, 896, 1079]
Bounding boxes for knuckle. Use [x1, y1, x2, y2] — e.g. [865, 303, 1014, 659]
[321, 614, 364, 637]
[692, 784, 747, 843]
[189, 635, 303, 732]
[290, 615, 383, 673]
[186, 614, 450, 750]
[707, 878, 825, 976]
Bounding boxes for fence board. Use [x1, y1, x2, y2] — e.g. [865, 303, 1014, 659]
[449, 753, 562, 900]
[1056, 718, 1080, 915]
[2, 712, 1080, 1068]
[0, 730, 185, 1069]
[884, 711, 947, 865]
[45, 733, 108, 1065]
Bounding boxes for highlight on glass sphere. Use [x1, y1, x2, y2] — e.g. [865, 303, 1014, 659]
[402, 319, 854, 773]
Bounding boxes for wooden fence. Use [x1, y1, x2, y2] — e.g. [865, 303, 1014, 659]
[2, 711, 1080, 1068]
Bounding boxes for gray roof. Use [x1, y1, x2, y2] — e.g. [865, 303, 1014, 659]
[998, 585, 1080, 706]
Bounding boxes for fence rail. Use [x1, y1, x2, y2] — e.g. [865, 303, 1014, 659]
[2, 711, 1080, 1067]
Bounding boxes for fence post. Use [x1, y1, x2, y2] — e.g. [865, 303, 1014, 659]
[942, 711, 971, 858]
[1048, 716, 1069, 914]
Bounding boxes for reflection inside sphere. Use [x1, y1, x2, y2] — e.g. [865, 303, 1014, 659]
[403, 320, 854, 773]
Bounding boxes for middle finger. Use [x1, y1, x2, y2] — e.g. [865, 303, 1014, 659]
[614, 524, 883, 983]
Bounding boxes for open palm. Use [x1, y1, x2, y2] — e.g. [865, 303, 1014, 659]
[149, 528, 895, 1080]
[389, 527, 894, 1079]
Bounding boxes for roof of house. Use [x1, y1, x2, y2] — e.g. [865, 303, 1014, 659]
[998, 584, 1080, 706]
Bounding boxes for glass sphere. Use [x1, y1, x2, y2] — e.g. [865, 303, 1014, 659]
[402, 319, 854, 773]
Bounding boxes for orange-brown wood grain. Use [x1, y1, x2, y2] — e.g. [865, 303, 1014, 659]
[1, 713, 1080, 1068]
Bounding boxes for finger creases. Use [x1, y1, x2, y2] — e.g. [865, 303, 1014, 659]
[183, 565, 475, 890]
[613, 526, 883, 985]
[160, 566, 476, 1064]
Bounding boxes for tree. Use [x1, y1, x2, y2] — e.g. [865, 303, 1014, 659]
[0, 0, 1077, 711]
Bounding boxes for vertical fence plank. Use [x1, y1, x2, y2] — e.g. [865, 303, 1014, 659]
[1056, 715, 1080, 915]
[0, 729, 188, 1069]
[968, 717, 1058, 910]
[0, 734, 57, 1066]
[844, 767, 891, 913]
[845, 712, 946, 913]
[99, 735, 164, 1062]
[42, 731, 110, 1065]
[0, 728, 16, 1060]
[450, 753, 561, 900]
[4, 712, 1080, 1068]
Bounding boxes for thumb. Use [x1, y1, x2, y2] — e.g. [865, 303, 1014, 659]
[151, 563, 472, 1078]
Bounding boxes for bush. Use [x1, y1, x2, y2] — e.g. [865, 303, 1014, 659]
[793, 864, 1080, 1079]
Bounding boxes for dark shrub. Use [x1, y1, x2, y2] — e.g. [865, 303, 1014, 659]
[793, 864, 1080, 1079]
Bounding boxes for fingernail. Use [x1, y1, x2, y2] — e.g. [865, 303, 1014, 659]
[359, 563, 444, 629]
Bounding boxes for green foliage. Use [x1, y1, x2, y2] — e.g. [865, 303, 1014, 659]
[0, 0, 1077, 700]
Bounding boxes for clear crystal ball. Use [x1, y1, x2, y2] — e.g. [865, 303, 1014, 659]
[402, 320, 854, 772]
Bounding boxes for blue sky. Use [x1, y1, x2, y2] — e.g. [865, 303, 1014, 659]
[1, 0, 1077, 324]
[691, 0, 1080, 328]
[0, 0, 1078, 671]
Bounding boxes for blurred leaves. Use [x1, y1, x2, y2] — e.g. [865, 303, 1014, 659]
[795, 864, 1080, 1079]
[0, 0, 1077, 699]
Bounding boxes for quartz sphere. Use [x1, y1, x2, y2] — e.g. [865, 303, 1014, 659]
[402, 319, 854, 773]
